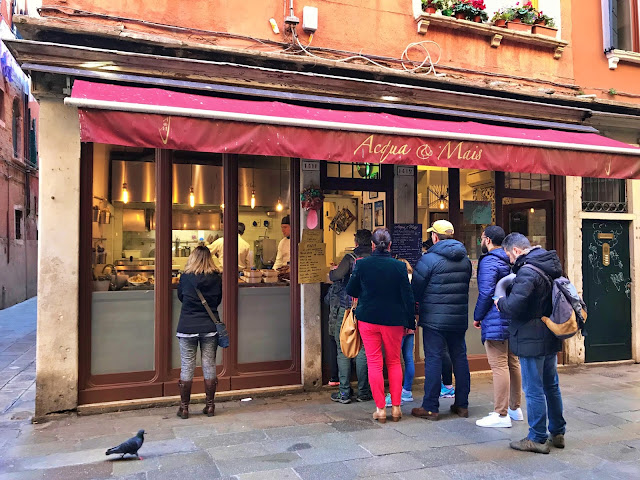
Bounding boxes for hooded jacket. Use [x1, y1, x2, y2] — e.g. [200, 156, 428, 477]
[474, 248, 512, 343]
[497, 247, 563, 357]
[412, 239, 472, 331]
[177, 272, 222, 334]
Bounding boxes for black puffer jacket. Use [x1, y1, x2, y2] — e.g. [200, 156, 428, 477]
[412, 239, 472, 332]
[177, 272, 222, 334]
[497, 247, 563, 357]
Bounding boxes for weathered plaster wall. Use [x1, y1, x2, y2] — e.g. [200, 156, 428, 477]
[300, 162, 322, 389]
[35, 98, 80, 416]
[40, 0, 575, 91]
[564, 176, 585, 364]
[629, 179, 640, 362]
[572, 2, 640, 104]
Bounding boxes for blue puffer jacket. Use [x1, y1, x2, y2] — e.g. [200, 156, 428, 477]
[412, 239, 472, 332]
[473, 248, 512, 343]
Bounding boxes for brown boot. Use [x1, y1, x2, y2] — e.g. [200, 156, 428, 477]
[177, 380, 192, 419]
[202, 378, 218, 417]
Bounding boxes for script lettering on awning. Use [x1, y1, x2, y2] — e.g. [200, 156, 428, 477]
[353, 135, 482, 163]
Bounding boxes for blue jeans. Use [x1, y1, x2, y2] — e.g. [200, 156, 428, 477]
[422, 327, 470, 412]
[519, 354, 566, 443]
[402, 334, 415, 391]
[334, 308, 370, 397]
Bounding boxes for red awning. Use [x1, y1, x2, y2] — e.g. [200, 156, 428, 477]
[67, 80, 640, 179]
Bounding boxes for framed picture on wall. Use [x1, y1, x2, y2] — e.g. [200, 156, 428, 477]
[363, 203, 373, 231]
[374, 200, 385, 226]
[369, 191, 378, 200]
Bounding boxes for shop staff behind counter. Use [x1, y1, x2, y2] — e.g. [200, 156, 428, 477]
[273, 215, 291, 270]
[207, 223, 252, 272]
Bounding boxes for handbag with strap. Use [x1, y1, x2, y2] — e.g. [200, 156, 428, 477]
[339, 298, 362, 358]
[195, 288, 230, 348]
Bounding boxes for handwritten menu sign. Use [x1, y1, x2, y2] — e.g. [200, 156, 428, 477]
[391, 224, 422, 267]
[301, 229, 323, 243]
[298, 242, 328, 284]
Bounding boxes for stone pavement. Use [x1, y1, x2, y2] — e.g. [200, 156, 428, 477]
[0, 298, 36, 423]
[1, 358, 640, 479]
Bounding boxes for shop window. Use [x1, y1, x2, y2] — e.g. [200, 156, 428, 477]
[170, 154, 225, 371]
[504, 172, 551, 191]
[582, 178, 627, 213]
[14, 209, 23, 240]
[326, 162, 380, 180]
[89, 145, 157, 375]
[235, 156, 292, 365]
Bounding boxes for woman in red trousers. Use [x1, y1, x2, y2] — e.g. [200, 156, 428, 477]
[346, 228, 416, 423]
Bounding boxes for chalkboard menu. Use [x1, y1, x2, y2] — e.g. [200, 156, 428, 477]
[391, 224, 423, 267]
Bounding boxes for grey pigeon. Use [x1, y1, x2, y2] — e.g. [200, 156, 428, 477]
[105, 429, 145, 459]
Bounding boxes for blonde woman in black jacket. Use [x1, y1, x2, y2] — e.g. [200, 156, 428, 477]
[176, 246, 222, 419]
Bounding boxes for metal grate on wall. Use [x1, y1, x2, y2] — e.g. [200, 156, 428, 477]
[582, 177, 627, 213]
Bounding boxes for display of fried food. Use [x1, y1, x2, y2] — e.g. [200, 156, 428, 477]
[129, 274, 148, 283]
[171, 276, 180, 285]
[148, 276, 155, 285]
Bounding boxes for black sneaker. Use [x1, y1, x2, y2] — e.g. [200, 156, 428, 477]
[510, 437, 550, 454]
[356, 394, 373, 402]
[330, 392, 351, 404]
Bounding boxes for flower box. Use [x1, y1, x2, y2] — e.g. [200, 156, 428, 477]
[506, 21, 532, 33]
[532, 24, 557, 37]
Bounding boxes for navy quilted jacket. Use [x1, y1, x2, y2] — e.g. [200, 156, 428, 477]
[412, 239, 472, 332]
[473, 248, 512, 343]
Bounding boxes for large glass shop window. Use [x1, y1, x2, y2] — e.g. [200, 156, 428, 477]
[171, 155, 225, 370]
[460, 169, 496, 356]
[90, 145, 156, 375]
[236, 156, 292, 364]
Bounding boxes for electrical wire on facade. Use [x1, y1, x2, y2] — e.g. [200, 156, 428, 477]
[291, 27, 442, 75]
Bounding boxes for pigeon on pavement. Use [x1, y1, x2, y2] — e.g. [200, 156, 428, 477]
[105, 429, 145, 459]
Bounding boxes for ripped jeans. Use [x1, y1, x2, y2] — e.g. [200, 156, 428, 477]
[178, 335, 218, 381]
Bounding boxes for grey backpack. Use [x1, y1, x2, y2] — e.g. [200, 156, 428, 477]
[522, 264, 587, 340]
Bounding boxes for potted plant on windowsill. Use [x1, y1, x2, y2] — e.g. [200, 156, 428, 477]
[422, 0, 446, 14]
[451, 0, 487, 22]
[491, 8, 514, 28]
[505, 1, 536, 33]
[532, 12, 557, 37]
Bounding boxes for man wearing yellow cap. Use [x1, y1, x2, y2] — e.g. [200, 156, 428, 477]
[411, 220, 472, 421]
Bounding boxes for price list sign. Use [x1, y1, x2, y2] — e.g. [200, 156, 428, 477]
[391, 224, 423, 267]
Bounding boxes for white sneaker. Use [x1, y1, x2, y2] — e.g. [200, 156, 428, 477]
[508, 407, 524, 421]
[476, 412, 512, 428]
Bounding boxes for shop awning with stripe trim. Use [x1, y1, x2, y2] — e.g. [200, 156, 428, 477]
[66, 80, 640, 179]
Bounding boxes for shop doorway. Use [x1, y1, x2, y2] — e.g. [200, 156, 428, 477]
[503, 200, 554, 250]
[582, 220, 632, 362]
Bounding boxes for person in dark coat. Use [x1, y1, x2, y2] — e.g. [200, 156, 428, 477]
[176, 246, 222, 419]
[411, 220, 472, 421]
[328, 229, 373, 404]
[473, 226, 522, 429]
[346, 228, 415, 423]
[496, 233, 566, 454]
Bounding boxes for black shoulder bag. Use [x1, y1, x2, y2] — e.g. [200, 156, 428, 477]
[195, 288, 229, 348]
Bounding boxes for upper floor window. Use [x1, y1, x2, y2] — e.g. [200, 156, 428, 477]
[604, 0, 640, 53]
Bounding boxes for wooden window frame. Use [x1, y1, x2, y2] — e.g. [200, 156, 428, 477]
[79, 145, 302, 405]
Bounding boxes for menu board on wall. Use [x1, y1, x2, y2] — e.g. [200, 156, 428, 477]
[298, 242, 328, 284]
[391, 224, 422, 267]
